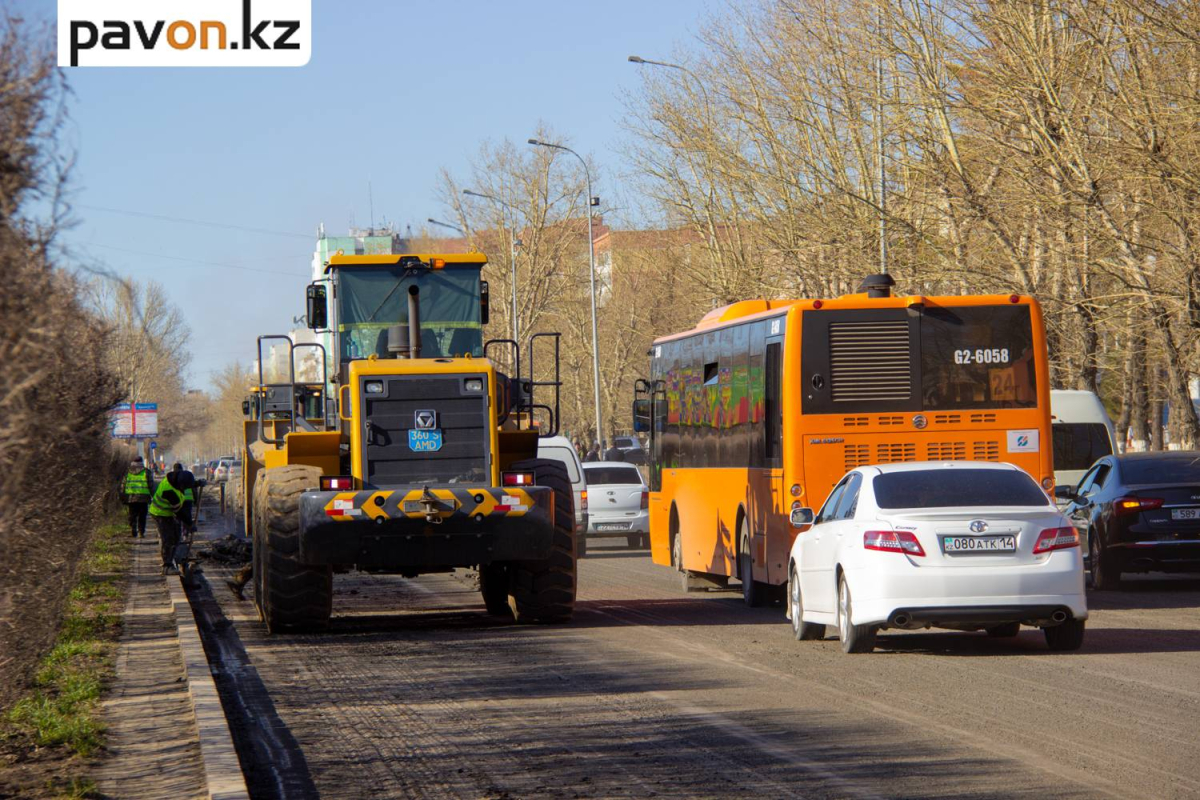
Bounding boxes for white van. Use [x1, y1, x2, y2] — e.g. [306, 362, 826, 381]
[1050, 390, 1117, 490]
[535, 435, 589, 556]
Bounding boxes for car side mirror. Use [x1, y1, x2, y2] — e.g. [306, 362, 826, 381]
[306, 284, 328, 330]
[790, 507, 814, 529]
[1053, 486, 1076, 502]
[480, 280, 489, 325]
[632, 398, 651, 433]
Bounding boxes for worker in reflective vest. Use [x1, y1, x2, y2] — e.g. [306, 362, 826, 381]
[149, 472, 186, 574]
[171, 463, 199, 531]
[121, 456, 153, 538]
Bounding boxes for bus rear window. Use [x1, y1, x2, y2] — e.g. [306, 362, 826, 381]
[920, 305, 1037, 410]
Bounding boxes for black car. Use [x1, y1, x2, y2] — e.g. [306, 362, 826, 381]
[1056, 451, 1200, 588]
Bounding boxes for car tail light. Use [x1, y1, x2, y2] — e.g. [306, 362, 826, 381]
[1032, 526, 1079, 553]
[1114, 496, 1164, 516]
[581, 490, 588, 512]
[502, 471, 536, 487]
[640, 490, 649, 509]
[319, 475, 353, 491]
[864, 530, 925, 557]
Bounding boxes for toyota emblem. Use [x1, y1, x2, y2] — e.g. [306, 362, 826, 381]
[913, 414, 928, 430]
[969, 519, 988, 533]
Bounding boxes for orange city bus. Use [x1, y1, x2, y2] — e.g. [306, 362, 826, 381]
[633, 278, 1054, 605]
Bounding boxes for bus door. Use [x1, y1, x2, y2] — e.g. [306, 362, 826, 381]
[761, 335, 785, 581]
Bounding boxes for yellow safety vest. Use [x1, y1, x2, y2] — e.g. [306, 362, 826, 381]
[149, 479, 184, 518]
[124, 469, 150, 497]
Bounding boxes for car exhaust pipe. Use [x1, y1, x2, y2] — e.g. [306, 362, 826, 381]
[1051, 610, 1068, 624]
[892, 613, 910, 628]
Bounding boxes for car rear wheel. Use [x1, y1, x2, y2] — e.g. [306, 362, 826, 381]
[1044, 619, 1085, 651]
[789, 565, 825, 641]
[837, 574, 877, 654]
[1089, 533, 1121, 590]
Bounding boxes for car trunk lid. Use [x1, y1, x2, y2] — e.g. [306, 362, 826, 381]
[876, 508, 1066, 567]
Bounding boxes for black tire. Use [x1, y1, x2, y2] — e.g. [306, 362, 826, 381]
[253, 464, 332, 633]
[837, 574, 877, 654]
[789, 564, 826, 641]
[479, 563, 510, 616]
[738, 518, 769, 608]
[640, 533, 650, 550]
[1089, 532, 1121, 590]
[1044, 619, 1085, 651]
[986, 622, 1021, 638]
[506, 459, 577, 623]
[578, 533, 588, 558]
[626, 534, 640, 549]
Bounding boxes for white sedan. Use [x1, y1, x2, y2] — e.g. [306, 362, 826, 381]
[786, 462, 1087, 654]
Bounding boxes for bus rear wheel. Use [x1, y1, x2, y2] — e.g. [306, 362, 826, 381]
[739, 518, 770, 608]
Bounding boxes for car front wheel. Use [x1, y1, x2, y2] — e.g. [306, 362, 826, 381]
[789, 565, 825, 641]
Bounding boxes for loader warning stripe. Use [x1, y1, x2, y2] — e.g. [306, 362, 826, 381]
[322, 487, 537, 523]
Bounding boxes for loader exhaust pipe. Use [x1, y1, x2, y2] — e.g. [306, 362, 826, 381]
[407, 285, 421, 359]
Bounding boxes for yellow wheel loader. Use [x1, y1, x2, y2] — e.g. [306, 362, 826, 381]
[241, 253, 575, 632]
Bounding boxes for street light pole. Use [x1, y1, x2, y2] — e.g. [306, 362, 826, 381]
[426, 217, 466, 237]
[527, 138, 604, 447]
[463, 189, 521, 343]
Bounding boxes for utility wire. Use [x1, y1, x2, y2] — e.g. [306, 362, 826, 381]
[82, 242, 310, 277]
[77, 203, 314, 240]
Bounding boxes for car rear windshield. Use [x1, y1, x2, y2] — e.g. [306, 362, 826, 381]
[873, 469, 1049, 509]
[1052, 422, 1113, 471]
[1120, 456, 1200, 484]
[583, 466, 643, 485]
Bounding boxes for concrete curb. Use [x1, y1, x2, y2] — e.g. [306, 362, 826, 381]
[166, 574, 251, 800]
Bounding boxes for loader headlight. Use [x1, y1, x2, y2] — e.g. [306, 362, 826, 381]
[365, 381, 384, 394]
[464, 378, 483, 393]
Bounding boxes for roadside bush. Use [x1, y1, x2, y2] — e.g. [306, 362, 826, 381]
[0, 17, 122, 713]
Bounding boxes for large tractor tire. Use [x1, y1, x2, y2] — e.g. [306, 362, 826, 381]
[252, 464, 332, 633]
[505, 459, 577, 623]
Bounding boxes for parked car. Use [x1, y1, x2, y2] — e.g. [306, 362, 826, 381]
[213, 456, 236, 482]
[788, 461, 1087, 654]
[1051, 390, 1117, 493]
[612, 435, 646, 466]
[582, 462, 649, 549]
[1056, 451, 1200, 589]
[536, 435, 589, 556]
[205, 459, 219, 482]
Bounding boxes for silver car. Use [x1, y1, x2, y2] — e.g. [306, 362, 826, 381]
[582, 462, 649, 550]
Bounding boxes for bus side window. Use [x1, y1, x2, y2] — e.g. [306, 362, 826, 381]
[765, 340, 783, 467]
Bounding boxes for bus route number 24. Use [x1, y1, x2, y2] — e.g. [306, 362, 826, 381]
[954, 348, 1009, 365]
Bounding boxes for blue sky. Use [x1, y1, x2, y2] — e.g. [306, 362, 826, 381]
[32, 1, 712, 386]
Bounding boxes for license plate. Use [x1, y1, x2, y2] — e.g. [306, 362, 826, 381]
[408, 429, 443, 452]
[1171, 508, 1200, 520]
[596, 523, 631, 532]
[942, 535, 1017, 554]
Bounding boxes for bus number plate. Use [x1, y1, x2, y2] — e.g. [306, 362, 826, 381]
[408, 429, 443, 452]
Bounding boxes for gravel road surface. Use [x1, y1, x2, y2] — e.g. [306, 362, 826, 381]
[197, 535, 1200, 800]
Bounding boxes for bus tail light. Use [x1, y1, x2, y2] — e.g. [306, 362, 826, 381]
[640, 491, 649, 510]
[1032, 526, 1079, 553]
[864, 530, 925, 557]
[1041, 477, 1054, 490]
[1114, 496, 1163, 516]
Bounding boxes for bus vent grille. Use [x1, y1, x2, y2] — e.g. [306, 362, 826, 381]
[844, 444, 871, 471]
[828, 321, 911, 402]
[973, 441, 1000, 461]
[934, 414, 961, 424]
[843, 416, 869, 427]
[926, 441, 967, 460]
[879, 415, 905, 426]
[876, 443, 917, 462]
[970, 413, 997, 424]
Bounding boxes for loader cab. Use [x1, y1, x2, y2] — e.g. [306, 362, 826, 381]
[314, 254, 489, 371]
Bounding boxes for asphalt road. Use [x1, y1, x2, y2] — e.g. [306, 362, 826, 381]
[196, 530, 1200, 800]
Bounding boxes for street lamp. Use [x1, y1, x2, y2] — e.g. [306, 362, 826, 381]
[527, 137, 604, 447]
[426, 217, 465, 236]
[628, 55, 711, 109]
[463, 189, 521, 342]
